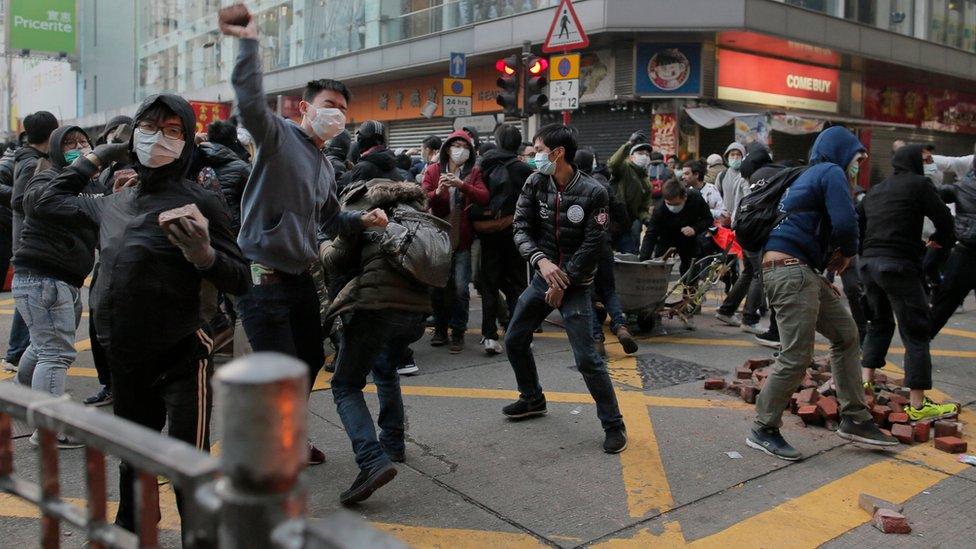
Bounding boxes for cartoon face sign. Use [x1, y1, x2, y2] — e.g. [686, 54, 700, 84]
[648, 48, 691, 92]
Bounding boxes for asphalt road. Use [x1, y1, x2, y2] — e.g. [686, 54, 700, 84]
[1, 286, 975, 548]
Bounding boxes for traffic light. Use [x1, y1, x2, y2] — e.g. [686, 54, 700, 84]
[495, 54, 520, 117]
[523, 54, 549, 115]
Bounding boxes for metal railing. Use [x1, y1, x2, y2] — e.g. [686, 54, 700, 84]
[0, 352, 402, 548]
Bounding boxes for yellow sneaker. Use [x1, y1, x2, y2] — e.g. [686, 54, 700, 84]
[904, 398, 959, 422]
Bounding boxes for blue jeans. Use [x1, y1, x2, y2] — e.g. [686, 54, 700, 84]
[592, 244, 627, 339]
[5, 308, 30, 363]
[505, 275, 624, 431]
[13, 273, 82, 396]
[431, 249, 471, 334]
[237, 271, 325, 391]
[331, 310, 425, 472]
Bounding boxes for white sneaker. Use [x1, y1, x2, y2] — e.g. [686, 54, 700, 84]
[714, 313, 740, 327]
[741, 323, 763, 335]
[1, 359, 16, 372]
[28, 430, 84, 449]
[396, 362, 419, 376]
[482, 338, 502, 355]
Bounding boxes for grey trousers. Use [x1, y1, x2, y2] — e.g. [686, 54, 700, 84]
[754, 264, 872, 430]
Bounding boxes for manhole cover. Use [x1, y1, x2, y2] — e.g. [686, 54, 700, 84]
[635, 353, 725, 390]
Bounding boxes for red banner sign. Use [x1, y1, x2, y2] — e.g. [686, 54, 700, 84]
[190, 101, 231, 134]
[864, 78, 976, 134]
[651, 112, 677, 158]
[717, 49, 839, 113]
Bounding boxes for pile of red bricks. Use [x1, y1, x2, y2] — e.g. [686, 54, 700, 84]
[704, 356, 967, 454]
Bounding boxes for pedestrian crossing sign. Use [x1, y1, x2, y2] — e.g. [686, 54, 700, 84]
[543, 0, 589, 53]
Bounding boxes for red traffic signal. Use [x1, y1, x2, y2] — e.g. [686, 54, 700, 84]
[495, 55, 518, 76]
[526, 55, 549, 75]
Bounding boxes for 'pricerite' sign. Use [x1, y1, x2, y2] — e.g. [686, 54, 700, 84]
[7, 0, 77, 56]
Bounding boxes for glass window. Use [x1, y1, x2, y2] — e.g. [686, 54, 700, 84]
[929, 0, 976, 51]
[140, 46, 179, 96]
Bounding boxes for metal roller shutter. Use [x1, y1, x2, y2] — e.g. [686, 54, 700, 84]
[868, 127, 972, 185]
[555, 104, 654, 160]
[770, 131, 817, 165]
[386, 118, 456, 150]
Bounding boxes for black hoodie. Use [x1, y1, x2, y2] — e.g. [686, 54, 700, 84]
[338, 145, 403, 190]
[197, 142, 250, 234]
[471, 148, 533, 222]
[858, 144, 955, 263]
[11, 144, 47, 256]
[34, 94, 249, 374]
[14, 126, 100, 287]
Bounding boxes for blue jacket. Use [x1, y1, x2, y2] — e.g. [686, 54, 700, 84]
[765, 126, 864, 269]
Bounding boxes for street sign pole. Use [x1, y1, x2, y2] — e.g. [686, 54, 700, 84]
[562, 48, 570, 126]
[520, 40, 531, 140]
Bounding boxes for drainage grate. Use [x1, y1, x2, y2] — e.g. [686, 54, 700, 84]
[635, 353, 726, 390]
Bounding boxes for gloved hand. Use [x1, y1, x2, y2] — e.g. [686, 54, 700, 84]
[628, 131, 648, 145]
[91, 142, 131, 166]
[165, 216, 216, 269]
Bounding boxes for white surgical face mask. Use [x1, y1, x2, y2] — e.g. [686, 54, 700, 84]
[450, 146, 470, 165]
[310, 107, 345, 141]
[923, 163, 938, 177]
[134, 128, 184, 168]
[535, 152, 556, 175]
[632, 154, 651, 168]
[666, 202, 685, 213]
[728, 158, 742, 171]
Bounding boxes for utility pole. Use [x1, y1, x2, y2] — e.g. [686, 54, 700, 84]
[520, 40, 531, 140]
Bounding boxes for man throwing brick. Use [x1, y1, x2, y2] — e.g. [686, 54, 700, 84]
[747, 127, 898, 460]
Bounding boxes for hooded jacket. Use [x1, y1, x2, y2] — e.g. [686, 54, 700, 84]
[421, 131, 489, 251]
[321, 180, 432, 321]
[513, 169, 609, 286]
[339, 145, 404, 190]
[14, 126, 100, 287]
[324, 130, 351, 181]
[938, 166, 976, 249]
[97, 115, 133, 146]
[718, 142, 749, 221]
[197, 142, 250, 234]
[34, 94, 249, 373]
[608, 141, 652, 224]
[471, 147, 534, 225]
[859, 144, 954, 262]
[12, 145, 48, 256]
[765, 126, 864, 269]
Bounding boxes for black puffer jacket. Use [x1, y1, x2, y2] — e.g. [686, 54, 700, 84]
[12, 145, 47, 255]
[198, 142, 250, 234]
[513, 170, 609, 286]
[938, 161, 976, 249]
[338, 146, 403, 189]
[35, 94, 249, 375]
[15, 126, 100, 287]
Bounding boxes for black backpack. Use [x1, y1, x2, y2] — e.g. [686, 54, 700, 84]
[732, 166, 809, 252]
[486, 158, 518, 216]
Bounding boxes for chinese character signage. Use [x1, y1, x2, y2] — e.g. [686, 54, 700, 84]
[651, 112, 678, 158]
[190, 101, 231, 134]
[864, 77, 976, 134]
[634, 43, 702, 97]
[7, 0, 77, 55]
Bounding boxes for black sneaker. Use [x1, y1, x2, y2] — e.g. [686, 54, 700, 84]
[308, 441, 326, 466]
[836, 418, 899, 447]
[449, 333, 465, 354]
[381, 443, 405, 463]
[430, 330, 448, 347]
[614, 326, 639, 355]
[502, 396, 547, 419]
[339, 462, 397, 505]
[754, 330, 781, 349]
[603, 427, 628, 454]
[746, 427, 802, 461]
[83, 386, 113, 407]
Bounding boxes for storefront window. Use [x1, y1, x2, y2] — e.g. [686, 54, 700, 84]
[784, 0, 842, 16]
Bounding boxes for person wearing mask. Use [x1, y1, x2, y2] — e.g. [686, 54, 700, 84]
[520, 142, 536, 166]
[221, 10, 389, 466]
[503, 124, 627, 454]
[638, 180, 714, 278]
[13, 127, 98, 449]
[422, 130, 489, 352]
[576, 148, 637, 357]
[198, 120, 251, 235]
[859, 144, 957, 421]
[472, 125, 533, 355]
[747, 127, 897, 461]
[931, 151, 976, 336]
[647, 151, 672, 203]
[717, 142, 747, 224]
[4, 112, 58, 374]
[321, 178, 432, 504]
[339, 121, 404, 189]
[716, 146, 774, 333]
[608, 132, 653, 254]
[324, 129, 352, 182]
[681, 159, 725, 221]
[704, 153, 725, 186]
[35, 93, 250, 541]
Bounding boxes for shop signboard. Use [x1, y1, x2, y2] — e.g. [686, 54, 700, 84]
[651, 112, 678, 158]
[634, 43, 702, 97]
[734, 115, 769, 146]
[864, 77, 976, 134]
[717, 49, 839, 113]
[6, 0, 77, 55]
[190, 101, 231, 134]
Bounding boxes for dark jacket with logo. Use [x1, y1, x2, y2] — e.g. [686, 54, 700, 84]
[197, 142, 250, 234]
[513, 170, 609, 286]
[35, 94, 249, 374]
[858, 144, 954, 263]
[14, 126, 101, 288]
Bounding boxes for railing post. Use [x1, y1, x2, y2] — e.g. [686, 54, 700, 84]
[214, 352, 309, 548]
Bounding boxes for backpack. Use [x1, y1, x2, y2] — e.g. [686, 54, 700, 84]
[373, 206, 452, 288]
[732, 166, 809, 252]
[486, 158, 518, 215]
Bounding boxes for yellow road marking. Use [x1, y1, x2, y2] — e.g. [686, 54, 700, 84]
[373, 523, 548, 548]
[593, 521, 686, 547]
[74, 339, 91, 352]
[0, 486, 182, 531]
[618, 392, 674, 518]
[937, 327, 976, 340]
[0, 298, 13, 305]
[687, 460, 946, 547]
[605, 340, 644, 389]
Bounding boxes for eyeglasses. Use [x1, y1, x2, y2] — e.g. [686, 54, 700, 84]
[62, 138, 89, 149]
[136, 121, 184, 140]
